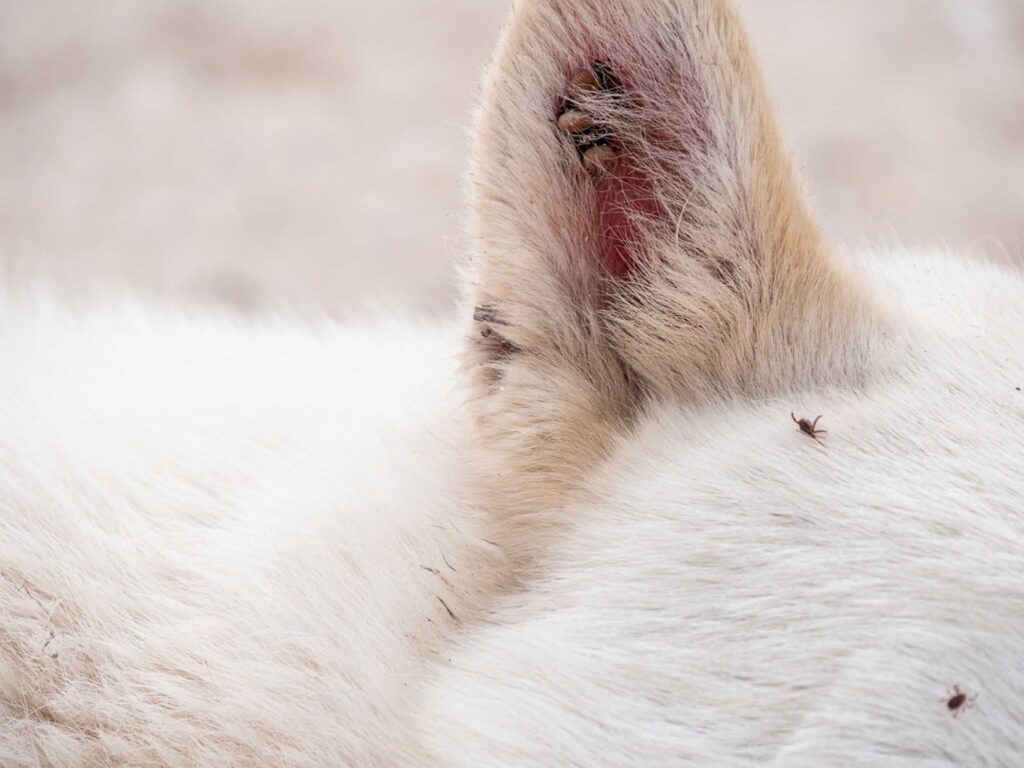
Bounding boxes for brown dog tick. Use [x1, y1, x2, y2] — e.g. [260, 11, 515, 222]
[791, 413, 827, 441]
[945, 685, 978, 718]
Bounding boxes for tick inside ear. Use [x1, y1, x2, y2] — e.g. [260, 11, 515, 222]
[556, 61, 668, 281]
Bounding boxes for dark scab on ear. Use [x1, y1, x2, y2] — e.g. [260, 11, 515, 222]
[473, 304, 507, 326]
[473, 303, 520, 375]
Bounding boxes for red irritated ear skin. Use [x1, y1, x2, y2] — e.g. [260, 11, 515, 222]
[553, 59, 706, 282]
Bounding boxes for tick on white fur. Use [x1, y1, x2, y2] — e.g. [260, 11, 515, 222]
[945, 685, 978, 718]
[791, 413, 827, 441]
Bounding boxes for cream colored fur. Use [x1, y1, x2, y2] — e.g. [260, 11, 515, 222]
[462, 0, 884, 535]
[2, 0, 1023, 766]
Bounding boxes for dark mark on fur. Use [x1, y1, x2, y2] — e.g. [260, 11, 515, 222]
[441, 552, 458, 573]
[42, 629, 57, 659]
[436, 596, 459, 623]
[421, 564, 456, 592]
[2, 574, 61, 659]
[23, 585, 45, 611]
[475, 302, 521, 362]
[473, 304, 506, 326]
[591, 62, 619, 92]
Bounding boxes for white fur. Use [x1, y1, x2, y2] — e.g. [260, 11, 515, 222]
[2, 0, 1023, 764]
[420, 252, 1024, 766]
[3, 257, 1021, 766]
[0, 297, 500, 765]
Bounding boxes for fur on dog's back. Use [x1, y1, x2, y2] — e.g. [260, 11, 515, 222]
[2, 0, 1023, 765]
[423, 251, 1024, 765]
[0, 300, 501, 765]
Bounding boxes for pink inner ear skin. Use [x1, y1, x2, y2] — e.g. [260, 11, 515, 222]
[557, 27, 713, 286]
[561, 56, 675, 282]
[595, 152, 661, 279]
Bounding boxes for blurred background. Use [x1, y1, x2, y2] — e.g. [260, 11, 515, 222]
[1, 0, 1022, 314]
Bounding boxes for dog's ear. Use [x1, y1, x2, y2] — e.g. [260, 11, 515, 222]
[462, 0, 880, 517]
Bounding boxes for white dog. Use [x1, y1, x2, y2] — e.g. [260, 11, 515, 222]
[2, 0, 1022, 765]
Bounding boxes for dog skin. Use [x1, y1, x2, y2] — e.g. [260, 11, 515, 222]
[1, 0, 1022, 765]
